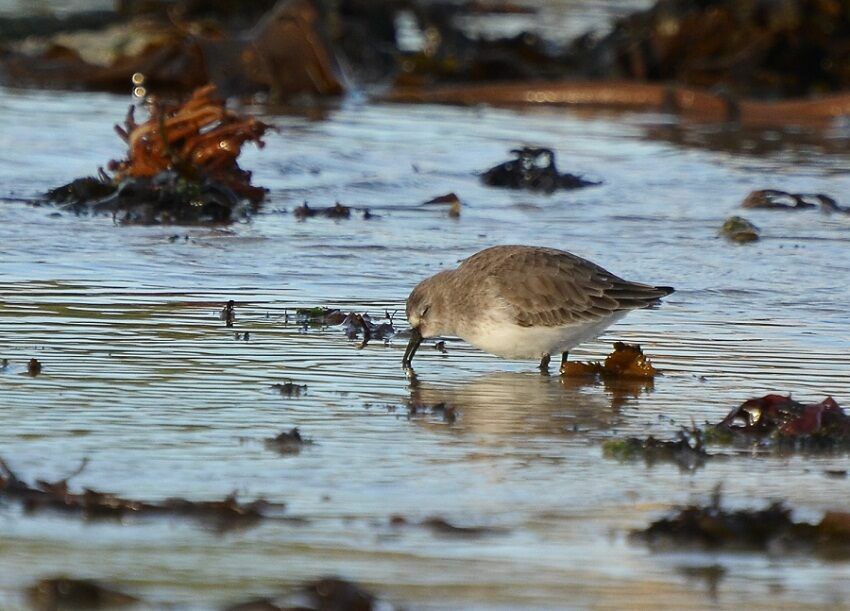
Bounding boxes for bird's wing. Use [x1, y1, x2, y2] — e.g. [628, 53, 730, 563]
[466, 247, 670, 328]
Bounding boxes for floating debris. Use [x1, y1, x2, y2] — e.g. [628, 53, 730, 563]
[481, 147, 599, 193]
[28, 577, 139, 610]
[224, 576, 387, 611]
[220, 300, 236, 327]
[633, 491, 850, 558]
[27, 358, 43, 376]
[708, 394, 850, 451]
[719, 216, 760, 243]
[741, 189, 848, 213]
[293, 202, 352, 220]
[561, 342, 658, 380]
[0, 458, 280, 531]
[603, 427, 711, 471]
[264, 428, 313, 455]
[46, 84, 271, 225]
[271, 382, 307, 398]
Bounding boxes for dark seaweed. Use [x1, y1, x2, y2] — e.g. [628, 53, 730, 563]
[0, 458, 281, 532]
[481, 147, 599, 193]
[633, 490, 850, 558]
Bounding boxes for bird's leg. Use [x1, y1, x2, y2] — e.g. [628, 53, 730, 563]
[557, 351, 570, 374]
[539, 353, 551, 373]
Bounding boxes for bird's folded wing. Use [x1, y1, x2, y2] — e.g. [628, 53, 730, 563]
[488, 250, 665, 328]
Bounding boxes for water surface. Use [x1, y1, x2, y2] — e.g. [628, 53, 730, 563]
[1, 85, 850, 610]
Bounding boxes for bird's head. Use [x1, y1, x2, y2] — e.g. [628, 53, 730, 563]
[402, 271, 453, 367]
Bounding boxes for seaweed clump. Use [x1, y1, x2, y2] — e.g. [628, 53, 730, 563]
[265, 427, 313, 455]
[561, 342, 658, 379]
[603, 427, 711, 471]
[481, 147, 600, 193]
[294, 308, 396, 349]
[633, 491, 850, 558]
[46, 84, 271, 224]
[0, 457, 279, 531]
[708, 394, 850, 451]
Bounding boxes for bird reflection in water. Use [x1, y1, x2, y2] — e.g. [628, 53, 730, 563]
[404, 369, 654, 438]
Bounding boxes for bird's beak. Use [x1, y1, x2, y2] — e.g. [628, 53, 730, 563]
[402, 327, 423, 368]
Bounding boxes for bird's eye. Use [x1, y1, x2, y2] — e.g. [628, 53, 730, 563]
[421, 305, 430, 317]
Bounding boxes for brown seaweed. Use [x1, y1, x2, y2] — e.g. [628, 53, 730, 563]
[46, 84, 271, 225]
[0, 458, 281, 531]
[633, 491, 850, 558]
[561, 342, 659, 380]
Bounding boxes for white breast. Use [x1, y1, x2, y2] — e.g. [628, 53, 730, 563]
[461, 312, 627, 360]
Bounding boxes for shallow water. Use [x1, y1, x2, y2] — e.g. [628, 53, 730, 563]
[2, 81, 850, 610]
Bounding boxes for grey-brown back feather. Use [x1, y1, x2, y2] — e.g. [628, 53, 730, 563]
[458, 246, 673, 328]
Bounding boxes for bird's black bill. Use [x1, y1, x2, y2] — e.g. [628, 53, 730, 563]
[402, 327, 423, 368]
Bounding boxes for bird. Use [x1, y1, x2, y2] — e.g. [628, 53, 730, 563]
[402, 245, 673, 370]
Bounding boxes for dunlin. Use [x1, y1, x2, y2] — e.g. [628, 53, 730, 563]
[402, 245, 673, 370]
